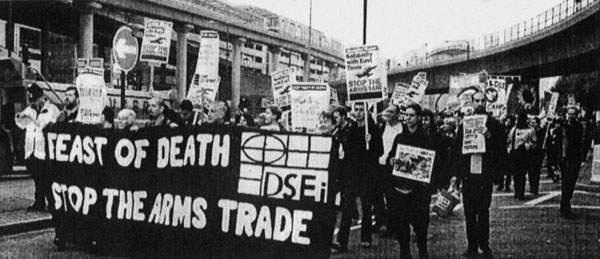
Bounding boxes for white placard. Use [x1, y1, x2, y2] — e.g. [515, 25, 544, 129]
[462, 115, 487, 154]
[344, 45, 387, 102]
[392, 144, 436, 184]
[188, 31, 220, 107]
[140, 18, 173, 63]
[271, 67, 296, 111]
[290, 83, 330, 131]
[76, 67, 107, 124]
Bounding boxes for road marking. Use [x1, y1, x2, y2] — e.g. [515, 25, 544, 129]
[499, 204, 600, 210]
[523, 191, 561, 207]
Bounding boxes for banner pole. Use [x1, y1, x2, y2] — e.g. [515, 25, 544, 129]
[365, 101, 370, 150]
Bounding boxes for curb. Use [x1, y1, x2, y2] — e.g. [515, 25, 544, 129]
[0, 216, 53, 237]
[575, 183, 600, 193]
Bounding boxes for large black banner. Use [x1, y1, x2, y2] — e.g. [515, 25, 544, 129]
[45, 124, 337, 258]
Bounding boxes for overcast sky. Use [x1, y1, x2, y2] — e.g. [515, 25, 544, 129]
[224, 0, 563, 59]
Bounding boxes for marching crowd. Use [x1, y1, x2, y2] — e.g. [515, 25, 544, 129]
[14, 83, 599, 258]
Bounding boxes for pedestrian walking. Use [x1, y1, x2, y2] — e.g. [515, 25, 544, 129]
[387, 103, 436, 259]
[451, 92, 505, 258]
[559, 106, 584, 219]
[507, 112, 536, 200]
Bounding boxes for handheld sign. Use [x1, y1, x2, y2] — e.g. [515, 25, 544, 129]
[188, 31, 220, 108]
[290, 83, 330, 132]
[112, 26, 139, 72]
[344, 45, 386, 103]
[271, 67, 297, 111]
[140, 18, 173, 64]
[462, 115, 487, 154]
[75, 67, 107, 124]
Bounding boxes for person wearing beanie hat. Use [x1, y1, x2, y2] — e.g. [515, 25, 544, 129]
[15, 83, 60, 212]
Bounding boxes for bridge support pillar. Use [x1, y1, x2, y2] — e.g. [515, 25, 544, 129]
[232, 37, 246, 117]
[175, 23, 194, 100]
[77, 1, 101, 58]
[268, 46, 281, 74]
[328, 63, 339, 82]
[302, 53, 310, 82]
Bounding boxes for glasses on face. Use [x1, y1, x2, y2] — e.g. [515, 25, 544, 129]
[473, 98, 485, 103]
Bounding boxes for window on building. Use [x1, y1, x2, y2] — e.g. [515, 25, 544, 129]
[255, 44, 263, 51]
[255, 57, 263, 63]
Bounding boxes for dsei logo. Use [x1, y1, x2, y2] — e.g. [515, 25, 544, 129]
[237, 132, 332, 204]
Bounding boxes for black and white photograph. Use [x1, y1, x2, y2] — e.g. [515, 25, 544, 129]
[1, 0, 600, 258]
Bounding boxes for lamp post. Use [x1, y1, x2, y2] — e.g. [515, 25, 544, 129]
[303, 0, 313, 82]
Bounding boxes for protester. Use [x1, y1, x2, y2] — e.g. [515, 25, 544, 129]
[375, 104, 404, 233]
[56, 86, 79, 123]
[316, 111, 336, 134]
[237, 112, 257, 128]
[331, 105, 361, 253]
[387, 103, 436, 259]
[545, 115, 565, 182]
[340, 102, 382, 249]
[507, 112, 537, 200]
[498, 115, 516, 192]
[451, 92, 504, 258]
[117, 108, 138, 131]
[528, 117, 545, 195]
[260, 106, 285, 131]
[206, 101, 230, 125]
[559, 106, 584, 219]
[100, 107, 115, 129]
[422, 109, 451, 192]
[179, 99, 202, 126]
[15, 83, 60, 212]
[147, 97, 178, 127]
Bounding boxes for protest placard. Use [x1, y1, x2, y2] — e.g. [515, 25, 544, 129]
[462, 115, 488, 154]
[271, 67, 297, 111]
[45, 124, 337, 258]
[485, 75, 519, 117]
[546, 93, 559, 119]
[344, 45, 387, 102]
[188, 31, 220, 107]
[391, 82, 411, 107]
[291, 83, 330, 131]
[75, 67, 107, 124]
[448, 73, 486, 111]
[140, 18, 173, 63]
[392, 144, 436, 184]
[408, 72, 428, 104]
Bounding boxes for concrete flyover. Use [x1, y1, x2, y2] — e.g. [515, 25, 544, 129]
[332, 0, 600, 96]
[92, 0, 345, 66]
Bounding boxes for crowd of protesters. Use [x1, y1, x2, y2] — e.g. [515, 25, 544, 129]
[14, 83, 598, 258]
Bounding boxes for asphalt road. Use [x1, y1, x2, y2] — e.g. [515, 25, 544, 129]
[1, 179, 600, 259]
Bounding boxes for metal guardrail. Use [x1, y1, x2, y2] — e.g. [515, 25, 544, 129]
[401, 0, 599, 69]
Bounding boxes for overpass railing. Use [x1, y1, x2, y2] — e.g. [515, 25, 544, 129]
[402, 0, 599, 69]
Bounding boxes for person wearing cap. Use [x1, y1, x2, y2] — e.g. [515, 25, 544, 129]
[56, 86, 79, 123]
[14, 83, 60, 211]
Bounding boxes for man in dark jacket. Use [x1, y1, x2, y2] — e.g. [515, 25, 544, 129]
[560, 106, 584, 219]
[452, 92, 505, 258]
[332, 103, 383, 252]
[387, 103, 436, 259]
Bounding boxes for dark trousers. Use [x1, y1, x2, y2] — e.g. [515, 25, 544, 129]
[373, 164, 390, 228]
[560, 157, 581, 213]
[26, 158, 52, 209]
[528, 152, 544, 194]
[337, 178, 373, 246]
[463, 178, 493, 252]
[511, 149, 529, 199]
[387, 190, 431, 257]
